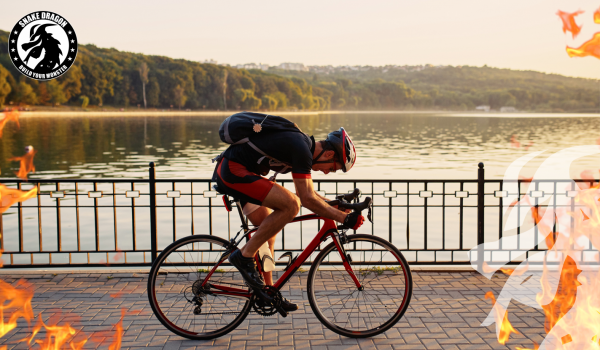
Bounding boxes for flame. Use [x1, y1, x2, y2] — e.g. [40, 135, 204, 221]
[539, 256, 582, 333]
[511, 134, 521, 148]
[0, 184, 37, 214]
[595, 7, 600, 23]
[566, 32, 600, 59]
[8, 146, 37, 180]
[485, 291, 520, 344]
[24, 313, 79, 349]
[0, 110, 20, 138]
[557, 10, 584, 39]
[0, 279, 34, 338]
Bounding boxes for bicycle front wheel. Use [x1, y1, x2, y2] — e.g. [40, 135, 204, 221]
[307, 234, 412, 338]
[147, 235, 252, 340]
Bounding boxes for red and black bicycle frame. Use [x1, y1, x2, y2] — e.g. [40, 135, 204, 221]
[204, 214, 362, 299]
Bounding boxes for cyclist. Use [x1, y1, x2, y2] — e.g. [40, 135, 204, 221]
[213, 124, 364, 312]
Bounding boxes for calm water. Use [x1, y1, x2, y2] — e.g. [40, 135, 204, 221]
[1, 112, 600, 181]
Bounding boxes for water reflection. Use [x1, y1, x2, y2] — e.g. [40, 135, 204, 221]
[0, 113, 599, 180]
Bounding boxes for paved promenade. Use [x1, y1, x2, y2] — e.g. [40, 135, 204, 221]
[0, 271, 546, 350]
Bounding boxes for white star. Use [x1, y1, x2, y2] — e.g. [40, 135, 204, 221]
[13, 57, 18, 61]
[70, 39, 74, 43]
[68, 31, 72, 34]
[70, 48, 75, 52]
[13, 31, 17, 34]
[68, 57, 72, 61]
[11, 40, 15, 43]
[11, 49, 14, 52]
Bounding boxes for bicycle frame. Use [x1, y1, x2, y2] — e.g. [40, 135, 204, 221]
[204, 213, 363, 299]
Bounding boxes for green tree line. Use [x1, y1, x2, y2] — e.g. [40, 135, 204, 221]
[0, 29, 598, 112]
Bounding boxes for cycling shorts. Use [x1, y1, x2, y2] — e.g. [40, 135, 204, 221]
[214, 157, 274, 208]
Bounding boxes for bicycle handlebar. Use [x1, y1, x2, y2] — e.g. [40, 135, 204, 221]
[326, 188, 373, 223]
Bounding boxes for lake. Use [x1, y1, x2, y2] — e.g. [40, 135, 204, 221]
[2, 112, 600, 181]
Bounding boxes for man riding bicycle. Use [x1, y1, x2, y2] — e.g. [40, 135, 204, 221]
[212, 112, 365, 312]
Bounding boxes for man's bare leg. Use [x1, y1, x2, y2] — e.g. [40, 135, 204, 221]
[240, 183, 299, 260]
[246, 207, 278, 286]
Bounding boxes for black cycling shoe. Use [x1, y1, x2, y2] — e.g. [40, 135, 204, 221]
[229, 249, 266, 290]
[281, 297, 298, 312]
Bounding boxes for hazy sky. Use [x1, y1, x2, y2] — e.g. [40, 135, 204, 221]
[2, 0, 600, 79]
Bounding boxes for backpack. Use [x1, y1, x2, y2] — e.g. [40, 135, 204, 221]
[213, 112, 304, 179]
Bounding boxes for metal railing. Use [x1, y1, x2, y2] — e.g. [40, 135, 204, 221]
[0, 162, 594, 268]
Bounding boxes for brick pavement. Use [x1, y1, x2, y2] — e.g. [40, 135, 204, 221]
[0, 271, 546, 350]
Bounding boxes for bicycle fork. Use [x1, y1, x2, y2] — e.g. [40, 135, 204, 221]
[331, 231, 363, 291]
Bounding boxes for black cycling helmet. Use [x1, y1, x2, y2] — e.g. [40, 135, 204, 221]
[325, 127, 356, 172]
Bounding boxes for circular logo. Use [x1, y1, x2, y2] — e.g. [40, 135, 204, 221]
[7, 11, 78, 81]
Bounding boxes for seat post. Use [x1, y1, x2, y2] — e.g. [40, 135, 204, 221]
[234, 200, 249, 231]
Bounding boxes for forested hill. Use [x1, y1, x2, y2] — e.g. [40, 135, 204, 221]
[0, 29, 597, 112]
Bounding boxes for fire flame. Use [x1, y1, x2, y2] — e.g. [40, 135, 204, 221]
[566, 32, 600, 59]
[0, 110, 20, 138]
[485, 291, 520, 344]
[557, 10, 584, 38]
[8, 146, 37, 180]
[0, 184, 37, 214]
[0, 279, 34, 339]
[595, 7, 600, 24]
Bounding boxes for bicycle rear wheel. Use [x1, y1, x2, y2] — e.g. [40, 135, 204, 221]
[307, 234, 412, 338]
[147, 235, 252, 340]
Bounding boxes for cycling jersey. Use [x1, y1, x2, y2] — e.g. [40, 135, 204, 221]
[223, 131, 316, 179]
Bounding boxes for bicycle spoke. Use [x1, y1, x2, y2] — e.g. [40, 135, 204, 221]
[308, 235, 412, 337]
[149, 236, 250, 340]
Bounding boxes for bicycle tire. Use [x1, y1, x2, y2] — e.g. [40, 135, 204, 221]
[307, 234, 412, 338]
[147, 235, 252, 340]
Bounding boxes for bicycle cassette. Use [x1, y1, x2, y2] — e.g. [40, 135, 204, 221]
[252, 286, 283, 316]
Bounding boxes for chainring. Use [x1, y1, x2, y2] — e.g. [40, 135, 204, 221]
[252, 286, 283, 316]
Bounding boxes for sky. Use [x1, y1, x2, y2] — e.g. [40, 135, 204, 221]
[2, 0, 600, 79]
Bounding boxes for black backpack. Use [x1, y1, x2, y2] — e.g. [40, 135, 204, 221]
[213, 112, 304, 178]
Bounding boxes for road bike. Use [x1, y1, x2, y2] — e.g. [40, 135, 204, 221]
[147, 188, 412, 339]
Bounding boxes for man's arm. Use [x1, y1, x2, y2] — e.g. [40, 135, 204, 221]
[293, 177, 347, 222]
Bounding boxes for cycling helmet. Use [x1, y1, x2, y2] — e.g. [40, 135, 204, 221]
[325, 127, 356, 172]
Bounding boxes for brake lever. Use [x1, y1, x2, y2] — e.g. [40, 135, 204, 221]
[367, 198, 373, 223]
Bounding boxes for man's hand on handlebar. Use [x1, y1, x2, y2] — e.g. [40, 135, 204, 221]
[343, 212, 365, 230]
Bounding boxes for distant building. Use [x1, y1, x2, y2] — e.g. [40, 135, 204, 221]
[475, 105, 491, 112]
[278, 63, 308, 71]
[203, 59, 218, 64]
[500, 106, 517, 113]
[235, 63, 269, 71]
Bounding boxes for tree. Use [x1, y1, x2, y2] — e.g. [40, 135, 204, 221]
[47, 80, 67, 106]
[13, 81, 37, 105]
[222, 70, 228, 110]
[0, 65, 12, 107]
[173, 85, 186, 109]
[139, 62, 149, 108]
[147, 77, 160, 107]
[79, 95, 89, 108]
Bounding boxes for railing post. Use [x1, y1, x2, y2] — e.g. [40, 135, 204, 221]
[149, 162, 157, 262]
[477, 162, 485, 271]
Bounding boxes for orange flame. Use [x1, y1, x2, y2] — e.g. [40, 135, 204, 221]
[540, 256, 582, 333]
[0, 279, 34, 338]
[8, 146, 37, 180]
[0, 184, 37, 214]
[485, 291, 520, 344]
[566, 32, 600, 59]
[0, 110, 20, 138]
[595, 7, 600, 23]
[24, 313, 81, 350]
[557, 10, 584, 39]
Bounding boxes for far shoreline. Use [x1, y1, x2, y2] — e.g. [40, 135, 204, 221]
[12, 110, 600, 118]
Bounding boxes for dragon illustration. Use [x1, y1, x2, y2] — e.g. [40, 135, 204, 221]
[21, 23, 62, 73]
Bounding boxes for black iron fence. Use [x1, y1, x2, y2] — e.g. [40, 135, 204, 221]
[0, 162, 594, 268]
